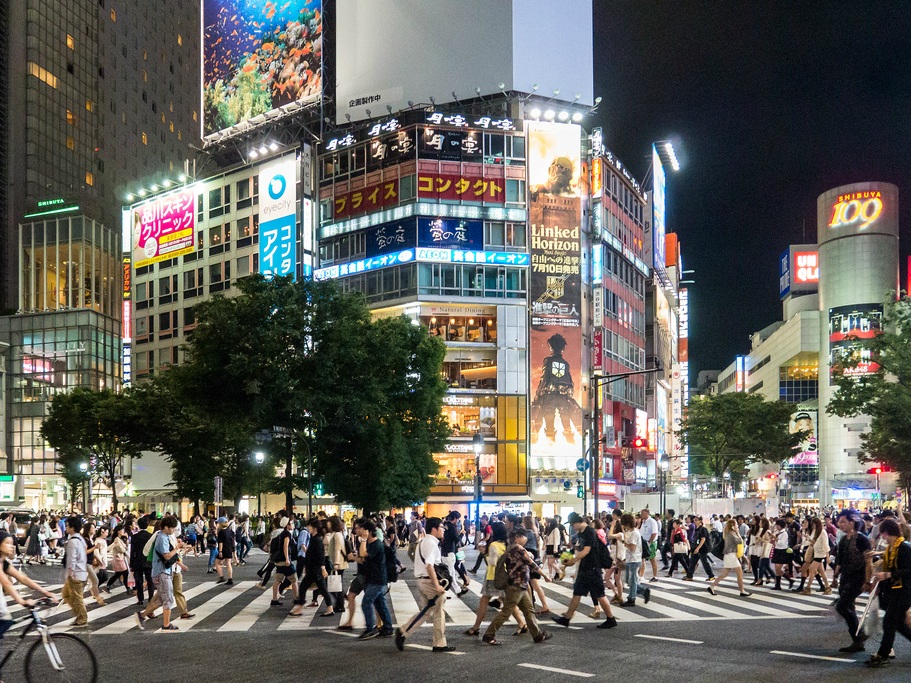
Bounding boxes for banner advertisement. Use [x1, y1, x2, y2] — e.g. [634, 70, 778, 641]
[333, 179, 399, 219]
[417, 171, 504, 204]
[259, 155, 298, 278]
[828, 303, 883, 383]
[788, 403, 818, 466]
[365, 219, 418, 257]
[203, 0, 322, 137]
[527, 121, 583, 470]
[131, 191, 195, 268]
[417, 217, 483, 250]
[593, 330, 602, 371]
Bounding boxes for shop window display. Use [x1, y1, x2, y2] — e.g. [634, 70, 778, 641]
[423, 315, 496, 343]
[444, 397, 496, 438]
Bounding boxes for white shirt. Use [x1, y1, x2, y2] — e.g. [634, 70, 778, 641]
[774, 528, 789, 550]
[414, 536, 442, 579]
[624, 528, 643, 563]
[639, 517, 660, 544]
[712, 519, 724, 534]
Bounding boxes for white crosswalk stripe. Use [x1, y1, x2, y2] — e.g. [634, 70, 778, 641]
[28, 566, 843, 635]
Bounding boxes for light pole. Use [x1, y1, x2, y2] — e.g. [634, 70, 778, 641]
[723, 471, 731, 499]
[473, 432, 485, 529]
[254, 451, 265, 516]
[659, 457, 669, 514]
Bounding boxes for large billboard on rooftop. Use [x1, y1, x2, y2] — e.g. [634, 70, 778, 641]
[203, 0, 322, 137]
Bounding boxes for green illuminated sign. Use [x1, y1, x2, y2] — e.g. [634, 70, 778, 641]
[37, 198, 65, 208]
[23, 205, 80, 219]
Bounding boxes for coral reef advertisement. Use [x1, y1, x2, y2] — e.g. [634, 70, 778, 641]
[204, 0, 322, 136]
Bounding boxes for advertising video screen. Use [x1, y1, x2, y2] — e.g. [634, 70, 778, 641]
[131, 191, 196, 268]
[828, 303, 883, 383]
[203, 0, 322, 137]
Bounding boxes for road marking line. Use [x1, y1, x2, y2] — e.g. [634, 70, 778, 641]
[518, 663, 595, 678]
[770, 650, 855, 663]
[635, 634, 703, 644]
[218, 586, 275, 632]
[406, 643, 465, 655]
[329, 629, 359, 638]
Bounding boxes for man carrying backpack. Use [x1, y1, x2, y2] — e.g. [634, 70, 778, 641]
[552, 513, 617, 630]
[406, 512, 424, 562]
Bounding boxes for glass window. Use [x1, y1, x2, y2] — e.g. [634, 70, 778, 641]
[443, 397, 497, 438]
[208, 225, 222, 245]
[159, 312, 171, 331]
[236, 256, 250, 276]
[158, 276, 171, 295]
[208, 187, 221, 209]
[209, 263, 222, 283]
[505, 179, 525, 203]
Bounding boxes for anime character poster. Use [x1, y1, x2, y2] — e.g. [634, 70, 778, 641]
[788, 404, 818, 466]
[527, 121, 583, 470]
[203, 0, 322, 136]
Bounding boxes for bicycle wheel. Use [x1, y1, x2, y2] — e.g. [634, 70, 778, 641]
[24, 633, 98, 683]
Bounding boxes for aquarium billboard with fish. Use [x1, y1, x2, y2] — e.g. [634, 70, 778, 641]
[203, 0, 322, 137]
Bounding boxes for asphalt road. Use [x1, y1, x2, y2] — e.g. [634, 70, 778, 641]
[2, 548, 908, 683]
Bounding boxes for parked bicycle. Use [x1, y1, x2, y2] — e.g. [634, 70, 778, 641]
[0, 597, 97, 682]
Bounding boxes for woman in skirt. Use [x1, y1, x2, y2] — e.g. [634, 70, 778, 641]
[706, 519, 750, 597]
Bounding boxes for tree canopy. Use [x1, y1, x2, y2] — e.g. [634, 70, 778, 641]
[828, 295, 911, 494]
[162, 275, 448, 512]
[41, 387, 146, 512]
[679, 391, 801, 479]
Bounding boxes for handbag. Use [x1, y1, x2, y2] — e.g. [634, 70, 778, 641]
[736, 543, 744, 559]
[113, 555, 128, 573]
[455, 550, 465, 562]
[673, 541, 689, 554]
[327, 572, 343, 593]
[803, 546, 813, 564]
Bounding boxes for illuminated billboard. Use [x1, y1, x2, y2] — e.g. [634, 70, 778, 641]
[819, 183, 899, 241]
[259, 155, 298, 278]
[651, 144, 666, 271]
[780, 245, 818, 299]
[828, 303, 883, 383]
[735, 356, 745, 392]
[788, 404, 818, 466]
[203, 0, 322, 137]
[131, 191, 196, 268]
[527, 121, 583, 470]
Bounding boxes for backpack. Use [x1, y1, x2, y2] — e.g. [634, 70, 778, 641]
[493, 552, 510, 590]
[641, 534, 650, 560]
[409, 521, 423, 544]
[385, 543, 399, 583]
[595, 536, 613, 569]
[269, 534, 284, 563]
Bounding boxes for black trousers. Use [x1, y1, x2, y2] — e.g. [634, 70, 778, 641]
[106, 570, 130, 591]
[294, 570, 333, 607]
[878, 590, 911, 657]
[669, 552, 689, 574]
[835, 576, 865, 639]
[131, 566, 153, 602]
[685, 553, 714, 579]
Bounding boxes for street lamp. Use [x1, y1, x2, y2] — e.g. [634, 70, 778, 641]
[473, 432, 485, 528]
[78, 462, 91, 514]
[658, 458, 669, 516]
[253, 451, 265, 516]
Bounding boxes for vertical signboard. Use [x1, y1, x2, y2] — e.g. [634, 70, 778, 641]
[122, 253, 132, 386]
[788, 403, 819, 465]
[735, 356, 746, 392]
[651, 144, 666, 270]
[677, 288, 688, 478]
[828, 303, 883, 383]
[259, 156, 298, 278]
[527, 121, 583, 470]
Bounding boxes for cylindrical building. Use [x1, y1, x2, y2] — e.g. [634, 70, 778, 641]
[817, 182, 899, 505]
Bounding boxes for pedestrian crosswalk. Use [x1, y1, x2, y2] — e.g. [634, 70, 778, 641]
[21, 568, 842, 635]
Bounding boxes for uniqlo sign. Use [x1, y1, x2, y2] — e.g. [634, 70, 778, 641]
[793, 251, 818, 284]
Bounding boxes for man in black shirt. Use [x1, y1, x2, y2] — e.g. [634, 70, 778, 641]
[357, 519, 393, 640]
[684, 517, 715, 581]
[552, 513, 616, 630]
[834, 510, 872, 653]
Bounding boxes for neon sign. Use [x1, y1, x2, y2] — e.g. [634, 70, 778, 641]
[793, 251, 818, 284]
[829, 191, 883, 231]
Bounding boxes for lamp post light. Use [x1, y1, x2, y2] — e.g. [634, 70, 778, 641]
[473, 432, 485, 528]
[78, 462, 90, 514]
[723, 471, 731, 499]
[659, 458, 669, 516]
[254, 451, 265, 516]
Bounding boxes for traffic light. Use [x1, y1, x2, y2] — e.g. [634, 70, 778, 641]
[577, 484, 584, 498]
[632, 437, 646, 449]
[621, 437, 647, 449]
[768, 474, 776, 480]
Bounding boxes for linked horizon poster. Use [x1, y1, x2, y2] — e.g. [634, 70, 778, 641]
[527, 121, 583, 471]
[203, 0, 322, 137]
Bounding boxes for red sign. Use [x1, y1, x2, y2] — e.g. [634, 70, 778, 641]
[593, 329, 602, 370]
[597, 480, 616, 496]
[122, 256, 132, 299]
[417, 172, 504, 203]
[334, 179, 399, 220]
[123, 301, 132, 343]
[793, 251, 818, 284]
[591, 158, 603, 198]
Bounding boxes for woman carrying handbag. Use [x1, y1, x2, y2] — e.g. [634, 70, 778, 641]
[666, 519, 690, 577]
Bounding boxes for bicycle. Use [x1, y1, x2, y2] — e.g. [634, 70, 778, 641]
[0, 597, 98, 682]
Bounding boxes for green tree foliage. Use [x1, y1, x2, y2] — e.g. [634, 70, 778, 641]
[170, 275, 448, 512]
[41, 388, 146, 512]
[679, 392, 801, 480]
[828, 296, 911, 494]
[56, 449, 89, 512]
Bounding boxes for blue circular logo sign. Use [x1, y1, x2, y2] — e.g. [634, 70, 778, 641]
[268, 174, 286, 200]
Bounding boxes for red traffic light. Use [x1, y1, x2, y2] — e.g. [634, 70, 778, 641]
[768, 474, 776, 479]
[632, 437, 646, 449]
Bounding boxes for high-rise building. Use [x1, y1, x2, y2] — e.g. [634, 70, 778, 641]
[0, 0, 200, 507]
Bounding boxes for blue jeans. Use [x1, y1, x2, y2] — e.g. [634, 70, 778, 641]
[625, 561, 642, 602]
[362, 583, 392, 632]
[208, 547, 218, 569]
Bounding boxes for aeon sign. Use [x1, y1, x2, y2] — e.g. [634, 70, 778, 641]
[828, 191, 883, 231]
[793, 251, 818, 284]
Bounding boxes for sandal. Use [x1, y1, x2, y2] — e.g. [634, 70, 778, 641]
[535, 608, 550, 615]
[464, 627, 480, 636]
[513, 625, 528, 636]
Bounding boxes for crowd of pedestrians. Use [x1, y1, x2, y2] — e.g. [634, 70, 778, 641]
[0, 503, 909, 671]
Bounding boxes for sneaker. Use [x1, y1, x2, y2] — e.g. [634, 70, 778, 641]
[216, 577, 225, 584]
[643, 588, 651, 604]
[552, 615, 571, 627]
[488, 599, 502, 609]
[337, 624, 354, 631]
[378, 629, 394, 638]
[683, 577, 694, 582]
[649, 577, 658, 583]
[270, 600, 283, 606]
[621, 600, 636, 607]
[705, 577, 714, 582]
[433, 645, 457, 652]
[395, 628, 405, 651]
[482, 635, 501, 645]
[135, 613, 147, 630]
[839, 641, 865, 653]
[160, 624, 179, 631]
[597, 617, 618, 629]
[180, 613, 195, 619]
[533, 630, 553, 643]
[358, 628, 379, 640]
[226, 579, 234, 586]
[864, 654, 889, 668]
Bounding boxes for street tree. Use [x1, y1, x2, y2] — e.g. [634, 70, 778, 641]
[56, 449, 89, 512]
[828, 295, 911, 495]
[174, 275, 447, 512]
[679, 391, 801, 480]
[41, 387, 146, 512]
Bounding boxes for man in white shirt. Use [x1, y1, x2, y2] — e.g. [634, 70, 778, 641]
[639, 510, 661, 582]
[61, 516, 89, 627]
[395, 517, 455, 653]
[712, 516, 724, 534]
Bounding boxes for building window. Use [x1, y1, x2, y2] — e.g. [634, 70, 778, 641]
[66, 110, 76, 126]
[141, 132, 147, 145]
[28, 62, 57, 88]
[66, 34, 75, 50]
[177, 34, 182, 46]
[142, 49, 147, 60]
[169, 121, 174, 132]
[110, 8, 115, 21]
[177, 130, 181, 141]
[86, 99, 95, 112]
[142, 69, 147, 82]
[66, 137, 75, 150]
[192, 111, 198, 122]
[85, 172, 94, 186]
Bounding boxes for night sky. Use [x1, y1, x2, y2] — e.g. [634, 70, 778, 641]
[592, 1, 911, 382]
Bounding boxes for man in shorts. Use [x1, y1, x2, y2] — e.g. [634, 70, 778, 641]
[136, 516, 181, 631]
[639, 509, 661, 583]
[338, 519, 367, 631]
[552, 513, 617, 630]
